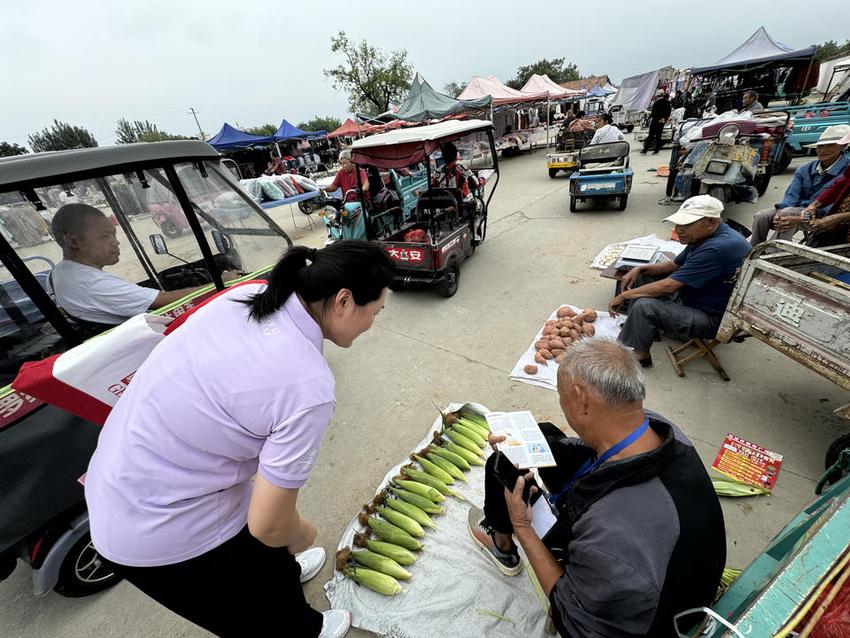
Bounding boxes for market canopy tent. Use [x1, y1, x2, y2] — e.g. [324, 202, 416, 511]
[817, 54, 850, 95]
[609, 70, 660, 112]
[586, 86, 610, 97]
[691, 26, 816, 75]
[387, 74, 490, 122]
[520, 74, 583, 99]
[327, 118, 364, 139]
[207, 123, 275, 149]
[458, 75, 546, 105]
[274, 119, 325, 141]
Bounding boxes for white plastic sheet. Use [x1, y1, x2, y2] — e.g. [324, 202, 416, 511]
[509, 306, 626, 391]
[324, 403, 549, 638]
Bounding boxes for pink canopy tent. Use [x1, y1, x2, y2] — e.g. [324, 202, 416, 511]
[458, 75, 547, 105]
[327, 118, 365, 138]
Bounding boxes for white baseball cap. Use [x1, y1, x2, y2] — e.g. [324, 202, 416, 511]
[664, 195, 724, 226]
[803, 124, 850, 148]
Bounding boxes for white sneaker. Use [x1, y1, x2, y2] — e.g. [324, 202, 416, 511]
[318, 609, 351, 638]
[296, 547, 326, 583]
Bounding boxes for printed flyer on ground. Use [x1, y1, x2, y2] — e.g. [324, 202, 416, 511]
[712, 433, 784, 491]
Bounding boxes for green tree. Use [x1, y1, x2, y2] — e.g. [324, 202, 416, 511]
[0, 142, 28, 157]
[443, 81, 467, 98]
[244, 123, 277, 136]
[324, 31, 413, 115]
[506, 58, 580, 90]
[815, 39, 850, 62]
[115, 118, 192, 144]
[28, 120, 98, 152]
[297, 116, 342, 132]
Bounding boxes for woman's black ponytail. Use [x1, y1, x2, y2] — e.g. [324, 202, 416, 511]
[242, 240, 394, 321]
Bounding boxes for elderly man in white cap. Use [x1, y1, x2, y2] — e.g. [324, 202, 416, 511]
[749, 124, 850, 246]
[609, 195, 751, 367]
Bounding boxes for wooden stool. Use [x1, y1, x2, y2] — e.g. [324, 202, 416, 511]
[666, 338, 730, 381]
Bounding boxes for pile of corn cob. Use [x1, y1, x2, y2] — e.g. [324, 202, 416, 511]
[336, 408, 492, 595]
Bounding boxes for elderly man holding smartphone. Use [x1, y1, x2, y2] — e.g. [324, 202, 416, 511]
[467, 339, 726, 637]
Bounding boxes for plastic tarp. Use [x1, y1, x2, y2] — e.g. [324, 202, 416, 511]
[817, 54, 850, 93]
[587, 86, 608, 97]
[350, 119, 492, 169]
[692, 26, 816, 75]
[458, 75, 547, 105]
[610, 70, 660, 113]
[601, 82, 619, 94]
[207, 123, 275, 149]
[520, 74, 583, 99]
[387, 74, 490, 122]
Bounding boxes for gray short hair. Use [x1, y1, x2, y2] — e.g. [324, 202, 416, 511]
[557, 338, 645, 404]
[51, 203, 105, 249]
[338, 149, 352, 162]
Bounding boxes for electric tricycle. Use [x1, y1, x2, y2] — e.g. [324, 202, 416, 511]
[0, 141, 292, 597]
[568, 141, 634, 212]
[348, 119, 500, 297]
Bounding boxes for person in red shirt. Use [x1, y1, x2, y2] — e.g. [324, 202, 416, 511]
[326, 150, 369, 203]
[431, 143, 475, 202]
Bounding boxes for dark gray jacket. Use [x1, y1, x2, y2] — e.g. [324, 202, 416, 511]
[544, 412, 726, 637]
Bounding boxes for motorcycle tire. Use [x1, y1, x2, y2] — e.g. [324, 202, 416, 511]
[823, 433, 850, 486]
[773, 148, 793, 175]
[298, 201, 314, 215]
[548, 169, 558, 178]
[160, 219, 180, 239]
[54, 532, 122, 598]
[754, 170, 772, 197]
[626, 125, 635, 133]
[437, 262, 460, 298]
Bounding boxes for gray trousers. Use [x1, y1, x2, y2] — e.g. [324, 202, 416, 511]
[618, 297, 721, 353]
[749, 206, 809, 246]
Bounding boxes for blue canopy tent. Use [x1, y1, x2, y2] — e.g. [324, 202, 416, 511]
[207, 123, 275, 149]
[273, 119, 326, 141]
[586, 86, 609, 97]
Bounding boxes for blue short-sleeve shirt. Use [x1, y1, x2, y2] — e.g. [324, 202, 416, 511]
[671, 223, 751, 316]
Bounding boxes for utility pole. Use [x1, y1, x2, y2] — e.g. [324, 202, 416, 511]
[188, 107, 205, 140]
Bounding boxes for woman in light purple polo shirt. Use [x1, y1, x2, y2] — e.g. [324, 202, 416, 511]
[85, 241, 394, 638]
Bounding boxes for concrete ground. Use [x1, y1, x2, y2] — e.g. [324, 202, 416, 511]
[2, 143, 848, 637]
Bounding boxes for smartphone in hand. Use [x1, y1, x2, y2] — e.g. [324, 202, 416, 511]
[494, 451, 542, 505]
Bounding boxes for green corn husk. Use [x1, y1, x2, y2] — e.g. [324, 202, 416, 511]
[344, 566, 403, 595]
[444, 429, 485, 456]
[459, 411, 491, 431]
[389, 487, 445, 514]
[443, 440, 485, 465]
[385, 497, 436, 528]
[401, 466, 460, 498]
[354, 532, 417, 565]
[426, 452, 467, 482]
[456, 417, 490, 439]
[428, 445, 471, 471]
[393, 479, 445, 503]
[411, 454, 455, 484]
[351, 549, 412, 580]
[712, 478, 770, 497]
[358, 512, 423, 550]
[375, 505, 425, 537]
[451, 423, 487, 448]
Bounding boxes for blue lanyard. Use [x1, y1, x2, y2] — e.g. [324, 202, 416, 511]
[549, 418, 650, 505]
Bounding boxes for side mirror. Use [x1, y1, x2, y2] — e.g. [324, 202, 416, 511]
[149, 234, 168, 255]
[211, 229, 228, 253]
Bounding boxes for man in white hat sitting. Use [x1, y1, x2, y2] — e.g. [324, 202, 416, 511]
[749, 124, 850, 246]
[609, 195, 751, 367]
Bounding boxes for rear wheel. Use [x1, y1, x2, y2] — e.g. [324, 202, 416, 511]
[754, 170, 772, 197]
[823, 433, 850, 486]
[548, 168, 558, 178]
[54, 533, 121, 597]
[569, 197, 577, 212]
[618, 194, 629, 210]
[438, 263, 460, 298]
[160, 219, 180, 239]
[774, 148, 793, 174]
[625, 125, 635, 133]
[708, 185, 726, 203]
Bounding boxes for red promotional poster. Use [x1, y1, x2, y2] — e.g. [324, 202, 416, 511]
[712, 433, 783, 491]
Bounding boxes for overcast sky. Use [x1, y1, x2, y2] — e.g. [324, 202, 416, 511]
[3, 0, 849, 147]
